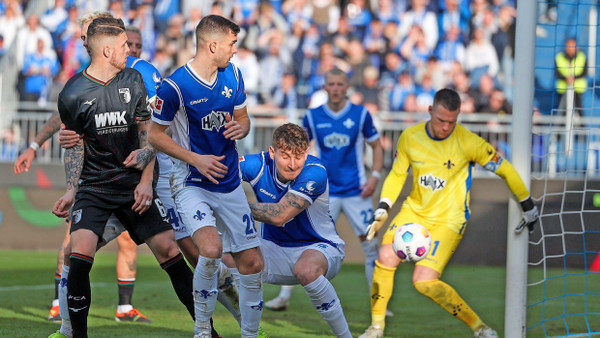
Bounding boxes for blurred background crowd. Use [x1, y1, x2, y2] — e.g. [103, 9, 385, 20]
[0, 0, 521, 119]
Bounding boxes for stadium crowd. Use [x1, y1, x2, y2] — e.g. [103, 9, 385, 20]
[1, 0, 517, 117]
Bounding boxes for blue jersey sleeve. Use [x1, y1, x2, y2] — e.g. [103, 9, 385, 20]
[289, 162, 327, 203]
[302, 112, 313, 141]
[153, 79, 180, 125]
[363, 111, 380, 142]
[239, 152, 265, 183]
[131, 59, 162, 102]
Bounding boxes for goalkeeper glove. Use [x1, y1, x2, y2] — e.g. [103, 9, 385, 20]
[515, 197, 539, 233]
[366, 201, 390, 241]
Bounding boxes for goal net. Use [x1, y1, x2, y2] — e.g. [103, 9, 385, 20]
[524, 1, 600, 336]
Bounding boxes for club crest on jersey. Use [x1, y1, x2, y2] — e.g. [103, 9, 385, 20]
[118, 88, 131, 103]
[324, 132, 350, 149]
[72, 209, 82, 224]
[419, 174, 446, 192]
[221, 85, 232, 98]
[202, 111, 228, 131]
[343, 118, 355, 129]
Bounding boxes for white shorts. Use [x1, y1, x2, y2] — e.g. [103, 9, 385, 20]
[156, 176, 189, 241]
[260, 239, 345, 285]
[329, 195, 374, 237]
[173, 184, 259, 253]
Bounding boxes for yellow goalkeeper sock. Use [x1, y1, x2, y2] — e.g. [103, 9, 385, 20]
[370, 260, 397, 329]
[414, 279, 483, 331]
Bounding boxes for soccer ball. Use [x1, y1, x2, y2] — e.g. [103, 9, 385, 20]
[392, 223, 431, 262]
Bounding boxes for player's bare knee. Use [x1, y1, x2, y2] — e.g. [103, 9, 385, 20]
[292, 265, 320, 286]
[378, 244, 400, 266]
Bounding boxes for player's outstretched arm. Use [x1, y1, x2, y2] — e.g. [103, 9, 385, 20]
[149, 121, 227, 184]
[14, 112, 62, 174]
[53, 142, 84, 218]
[249, 192, 310, 227]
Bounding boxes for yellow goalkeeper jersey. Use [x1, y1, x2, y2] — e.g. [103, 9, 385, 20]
[381, 121, 530, 233]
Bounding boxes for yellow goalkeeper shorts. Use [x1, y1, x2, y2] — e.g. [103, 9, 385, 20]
[382, 206, 464, 276]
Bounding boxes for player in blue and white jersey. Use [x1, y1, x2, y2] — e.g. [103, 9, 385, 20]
[240, 123, 351, 338]
[266, 68, 384, 311]
[149, 15, 263, 338]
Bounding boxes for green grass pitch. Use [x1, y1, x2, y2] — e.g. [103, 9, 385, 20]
[0, 250, 594, 337]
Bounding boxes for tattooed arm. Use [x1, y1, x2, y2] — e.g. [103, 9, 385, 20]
[130, 119, 155, 214]
[123, 119, 157, 170]
[249, 192, 311, 227]
[14, 112, 62, 174]
[52, 142, 84, 218]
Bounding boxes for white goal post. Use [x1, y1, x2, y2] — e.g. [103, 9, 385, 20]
[505, 1, 537, 337]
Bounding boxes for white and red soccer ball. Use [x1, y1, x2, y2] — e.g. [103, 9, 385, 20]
[392, 223, 431, 262]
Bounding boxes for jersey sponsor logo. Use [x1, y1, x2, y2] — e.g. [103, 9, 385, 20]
[483, 153, 503, 172]
[190, 97, 208, 105]
[118, 88, 131, 103]
[324, 132, 350, 149]
[343, 117, 355, 129]
[221, 85, 233, 98]
[72, 209, 82, 224]
[202, 111, 228, 131]
[259, 188, 277, 200]
[83, 98, 96, 106]
[94, 111, 128, 134]
[419, 174, 446, 192]
[155, 98, 163, 115]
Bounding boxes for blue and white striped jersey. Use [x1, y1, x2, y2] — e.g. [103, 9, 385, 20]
[240, 152, 344, 248]
[303, 102, 380, 197]
[152, 61, 247, 193]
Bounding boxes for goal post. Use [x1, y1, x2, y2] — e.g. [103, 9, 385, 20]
[505, 1, 537, 337]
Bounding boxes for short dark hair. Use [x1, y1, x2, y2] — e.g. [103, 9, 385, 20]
[272, 123, 309, 155]
[195, 15, 240, 45]
[87, 17, 125, 54]
[433, 88, 461, 112]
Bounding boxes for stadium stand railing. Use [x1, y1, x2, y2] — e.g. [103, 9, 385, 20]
[3, 107, 600, 178]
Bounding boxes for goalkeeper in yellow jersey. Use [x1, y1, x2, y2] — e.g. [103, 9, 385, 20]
[359, 89, 539, 338]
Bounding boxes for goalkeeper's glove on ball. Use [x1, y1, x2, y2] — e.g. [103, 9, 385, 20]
[366, 201, 390, 241]
[515, 197, 539, 233]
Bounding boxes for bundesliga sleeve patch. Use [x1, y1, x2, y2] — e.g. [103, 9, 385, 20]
[154, 98, 164, 115]
[483, 153, 503, 172]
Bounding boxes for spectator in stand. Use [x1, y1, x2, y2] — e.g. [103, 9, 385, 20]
[470, 73, 495, 112]
[398, 0, 438, 50]
[258, 33, 288, 104]
[379, 51, 408, 90]
[343, 0, 372, 40]
[355, 65, 383, 111]
[108, 0, 129, 25]
[41, 0, 68, 34]
[154, 0, 180, 32]
[151, 48, 173, 76]
[232, 45, 261, 106]
[389, 70, 415, 112]
[415, 73, 436, 112]
[308, 0, 340, 36]
[271, 72, 301, 121]
[416, 56, 446, 91]
[437, 0, 470, 42]
[16, 13, 54, 70]
[435, 23, 466, 70]
[345, 38, 374, 89]
[399, 25, 431, 74]
[464, 27, 499, 86]
[129, 1, 156, 58]
[53, 5, 79, 58]
[59, 23, 88, 78]
[21, 38, 59, 103]
[155, 14, 192, 72]
[402, 93, 419, 112]
[0, 0, 25, 49]
[281, 0, 313, 28]
[375, 0, 400, 24]
[555, 37, 587, 113]
[363, 18, 387, 64]
[244, 1, 289, 57]
[484, 89, 512, 116]
[470, 0, 489, 30]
